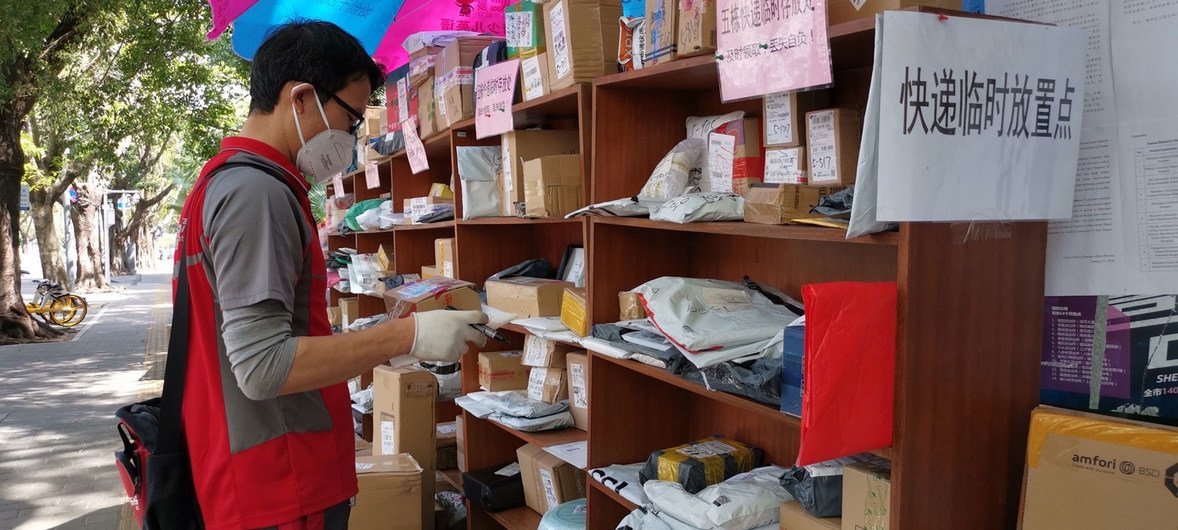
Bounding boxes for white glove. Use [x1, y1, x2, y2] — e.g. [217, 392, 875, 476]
[409, 309, 488, 362]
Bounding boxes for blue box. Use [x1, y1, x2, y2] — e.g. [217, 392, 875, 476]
[781, 321, 805, 418]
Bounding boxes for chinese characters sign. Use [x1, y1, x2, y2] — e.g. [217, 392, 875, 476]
[402, 117, 430, 175]
[475, 59, 520, 139]
[715, 0, 832, 102]
[874, 12, 1086, 221]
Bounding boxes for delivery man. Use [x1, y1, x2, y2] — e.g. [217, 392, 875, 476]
[173, 21, 486, 529]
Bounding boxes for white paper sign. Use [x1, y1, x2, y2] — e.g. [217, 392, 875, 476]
[364, 161, 380, 190]
[716, 0, 832, 101]
[402, 117, 430, 175]
[765, 147, 805, 184]
[765, 92, 796, 145]
[874, 12, 1086, 221]
[397, 78, 409, 123]
[707, 132, 736, 193]
[506, 11, 534, 49]
[522, 56, 545, 101]
[549, 1, 571, 80]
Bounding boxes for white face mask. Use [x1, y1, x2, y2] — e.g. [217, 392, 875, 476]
[291, 86, 355, 184]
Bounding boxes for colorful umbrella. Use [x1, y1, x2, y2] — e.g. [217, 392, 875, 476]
[206, 0, 509, 69]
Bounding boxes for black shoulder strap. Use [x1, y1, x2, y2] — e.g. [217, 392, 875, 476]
[154, 160, 301, 454]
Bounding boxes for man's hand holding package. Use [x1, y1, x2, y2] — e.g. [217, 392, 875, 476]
[410, 309, 488, 361]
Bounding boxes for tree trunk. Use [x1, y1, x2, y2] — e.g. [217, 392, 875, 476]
[109, 207, 131, 275]
[0, 106, 60, 340]
[71, 182, 111, 292]
[133, 221, 156, 272]
[29, 189, 70, 287]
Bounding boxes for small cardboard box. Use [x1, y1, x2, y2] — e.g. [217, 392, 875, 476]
[455, 415, 467, 472]
[566, 352, 589, 431]
[434, 238, 455, 278]
[523, 334, 576, 367]
[403, 196, 455, 215]
[328, 306, 343, 327]
[376, 244, 395, 274]
[501, 130, 580, 214]
[765, 147, 807, 185]
[806, 108, 862, 186]
[351, 454, 423, 530]
[364, 106, 386, 138]
[676, 0, 715, 58]
[340, 297, 359, 327]
[743, 184, 838, 225]
[780, 501, 841, 530]
[764, 91, 828, 148]
[486, 277, 574, 318]
[421, 265, 440, 279]
[436, 36, 504, 128]
[383, 277, 480, 318]
[544, 0, 624, 91]
[644, 0, 677, 65]
[417, 75, 438, 138]
[560, 287, 589, 336]
[478, 351, 530, 391]
[1020, 406, 1178, 530]
[409, 45, 445, 88]
[828, 0, 961, 26]
[517, 443, 585, 513]
[841, 460, 891, 530]
[506, 0, 547, 59]
[436, 421, 459, 471]
[521, 52, 551, 101]
[524, 154, 583, 218]
[618, 291, 647, 321]
[372, 366, 437, 529]
[527, 367, 568, 403]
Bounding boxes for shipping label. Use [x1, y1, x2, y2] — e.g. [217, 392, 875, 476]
[496, 462, 521, 476]
[764, 91, 795, 145]
[381, 417, 396, 455]
[550, 1, 572, 80]
[808, 111, 838, 183]
[765, 147, 805, 184]
[528, 368, 547, 401]
[569, 362, 588, 408]
[707, 132, 737, 193]
[678, 440, 737, 459]
[540, 468, 559, 511]
[522, 56, 545, 100]
[506, 11, 534, 49]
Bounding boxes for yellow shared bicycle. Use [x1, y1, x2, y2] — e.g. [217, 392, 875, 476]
[25, 280, 88, 327]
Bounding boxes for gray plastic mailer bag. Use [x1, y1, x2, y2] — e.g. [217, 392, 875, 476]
[456, 146, 502, 219]
[779, 458, 857, 517]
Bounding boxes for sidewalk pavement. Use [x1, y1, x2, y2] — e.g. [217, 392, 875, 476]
[0, 273, 172, 530]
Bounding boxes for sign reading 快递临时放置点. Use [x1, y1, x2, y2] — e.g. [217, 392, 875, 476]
[475, 59, 520, 140]
[715, 0, 832, 102]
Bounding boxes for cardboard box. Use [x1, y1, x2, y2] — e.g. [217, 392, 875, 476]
[506, 0, 547, 59]
[436, 36, 504, 128]
[544, 0, 624, 90]
[421, 265, 440, 279]
[527, 367, 569, 403]
[417, 75, 438, 138]
[765, 146, 807, 185]
[524, 154, 583, 218]
[478, 351, 530, 391]
[371, 366, 437, 529]
[618, 291, 647, 321]
[1021, 406, 1178, 530]
[828, 0, 961, 26]
[434, 238, 455, 279]
[376, 244, 395, 274]
[560, 287, 589, 336]
[841, 460, 891, 530]
[486, 277, 574, 318]
[436, 421, 458, 471]
[455, 415, 467, 472]
[676, 0, 716, 58]
[383, 277, 480, 317]
[764, 91, 828, 148]
[351, 454, 423, 530]
[644, 0, 677, 65]
[523, 335, 576, 367]
[743, 184, 838, 225]
[409, 45, 445, 88]
[806, 109, 861, 186]
[780, 501, 841, 530]
[521, 52, 552, 101]
[328, 306, 343, 327]
[340, 297, 359, 327]
[566, 352, 589, 431]
[364, 106, 386, 138]
[501, 130, 581, 215]
[403, 196, 455, 215]
[517, 443, 586, 513]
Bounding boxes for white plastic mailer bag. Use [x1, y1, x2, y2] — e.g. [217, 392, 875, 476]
[639, 139, 707, 202]
[650, 193, 745, 224]
[590, 463, 649, 506]
[645, 466, 792, 530]
[457, 146, 502, 219]
[463, 390, 568, 419]
[635, 277, 799, 368]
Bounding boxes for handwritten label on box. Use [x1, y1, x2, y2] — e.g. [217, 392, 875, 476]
[402, 117, 429, 174]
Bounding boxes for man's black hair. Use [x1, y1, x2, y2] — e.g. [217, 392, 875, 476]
[249, 20, 385, 114]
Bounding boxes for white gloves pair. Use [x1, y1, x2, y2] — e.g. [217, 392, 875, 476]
[409, 309, 488, 362]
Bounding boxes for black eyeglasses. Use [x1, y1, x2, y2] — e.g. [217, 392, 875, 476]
[318, 88, 365, 135]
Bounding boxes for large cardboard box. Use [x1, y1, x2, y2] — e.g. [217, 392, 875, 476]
[383, 277, 480, 318]
[478, 351, 530, 391]
[434, 238, 455, 279]
[828, 0, 961, 26]
[501, 130, 581, 215]
[743, 184, 838, 225]
[350, 454, 423, 530]
[517, 443, 586, 513]
[644, 0, 677, 65]
[806, 109, 862, 186]
[417, 75, 438, 138]
[436, 36, 504, 128]
[841, 460, 891, 530]
[523, 334, 576, 367]
[566, 352, 590, 431]
[1021, 406, 1178, 530]
[780, 501, 841, 530]
[506, 0, 547, 59]
[544, 0, 624, 91]
[486, 277, 574, 318]
[524, 154, 583, 218]
[676, 0, 715, 58]
[527, 367, 569, 403]
[371, 366, 437, 530]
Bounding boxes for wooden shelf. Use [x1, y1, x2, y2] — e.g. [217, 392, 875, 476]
[500, 323, 583, 347]
[486, 418, 588, 453]
[589, 480, 638, 512]
[595, 55, 719, 91]
[440, 468, 463, 491]
[591, 216, 899, 245]
[390, 129, 452, 160]
[488, 505, 542, 530]
[458, 217, 582, 226]
[395, 221, 456, 231]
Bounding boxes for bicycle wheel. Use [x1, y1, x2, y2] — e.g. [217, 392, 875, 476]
[49, 295, 88, 327]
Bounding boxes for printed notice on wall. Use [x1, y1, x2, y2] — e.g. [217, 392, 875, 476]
[715, 0, 832, 101]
